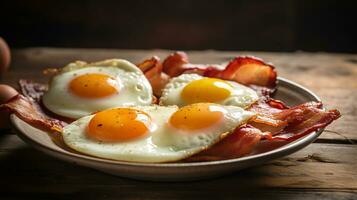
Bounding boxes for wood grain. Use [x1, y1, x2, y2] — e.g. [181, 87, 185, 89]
[0, 134, 356, 199]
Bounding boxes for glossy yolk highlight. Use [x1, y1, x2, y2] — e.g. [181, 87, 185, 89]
[181, 78, 232, 104]
[69, 73, 118, 98]
[87, 108, 151, 142]
[169, 103, 225, 131]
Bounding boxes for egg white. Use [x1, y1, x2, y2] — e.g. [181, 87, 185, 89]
[62, 105, 255, 163]
[160, 74, 259, 108]
[42, 59, 153, 119]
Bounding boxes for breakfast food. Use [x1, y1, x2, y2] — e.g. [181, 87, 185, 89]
[42, 59, 153, 119]
[63, 103, 254, 162]
[0, 52, 341, 163]
[160, 74, 258, 108]
[188, 101, 340, 161]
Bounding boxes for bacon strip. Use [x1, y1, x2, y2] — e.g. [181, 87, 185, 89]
[19, 79, 75, 121]
[250, 102, 340, 154]
[138, 52, 277, 97]
[19, 79, 47, 102]
[137, 56, 170, 97]
[162, 51, 209, 77]
[0, 95, 66, 133]
[269, 103, 340, 141]
[186, 125, 272, 161]
[204, 56, 277, 91]
[188, 101, 340, 161]
[249, 101, 340, 140]
[161, 52, 278, 96]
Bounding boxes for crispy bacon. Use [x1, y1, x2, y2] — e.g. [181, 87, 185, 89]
[0, 95, 66, 133]
[250, 98, 289, 115]
[250, 102, 340, 154]
[138, 52, 277, 97]
[162, 51, 209, 77]
[18, 79, 75, 122]
[160, 52, 278, 96]
[247, 98, 291, 132]
[249, 101, 340, 140]
[269, 103, 340, 141]
[204, 56, 277, 91]
[187, 125, 272, 161]
[19, 79, 47, 102]
[162, 52, 188, 77]
[188, 100, 340, 161]
[7, 75, 69, 133]
[137, 56, 161, 78]
[137, 56, 170, 97]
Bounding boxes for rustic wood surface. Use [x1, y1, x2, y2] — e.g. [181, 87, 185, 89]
[0, 48, 356, 199]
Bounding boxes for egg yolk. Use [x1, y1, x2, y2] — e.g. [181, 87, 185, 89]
[69, 73, 118, 98]
[87, 108, 151, 142]
[169, 103, 225, 131]
[181, 78, 232, 104]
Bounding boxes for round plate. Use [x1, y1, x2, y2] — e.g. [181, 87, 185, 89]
[11, 77, 323, 181]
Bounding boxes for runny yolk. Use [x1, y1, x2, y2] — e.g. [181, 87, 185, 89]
[87, 108, 151, 142]
[169, 103, 225, 131]
[181, 78, 232, 104]
[69, 73, 118, 98]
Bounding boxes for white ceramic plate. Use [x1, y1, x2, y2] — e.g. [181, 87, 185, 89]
[11, 77, 323, 181]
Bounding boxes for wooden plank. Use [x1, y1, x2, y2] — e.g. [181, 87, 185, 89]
[1, 189, 356, 200]
[1, 48, 355, 141]
[0, 134, 356, 199]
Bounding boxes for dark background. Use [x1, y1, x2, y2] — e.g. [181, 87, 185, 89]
[1, 0, 356, 52]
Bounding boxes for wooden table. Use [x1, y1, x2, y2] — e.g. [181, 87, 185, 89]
[1, 48, 356, 199]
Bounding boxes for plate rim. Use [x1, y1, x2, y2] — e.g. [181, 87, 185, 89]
[10, 77, 323, 168]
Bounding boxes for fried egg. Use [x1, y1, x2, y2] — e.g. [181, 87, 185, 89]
[62, 103, 255, 163]
[160, 74, 259, 108]
[42, 59, 153, 119]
